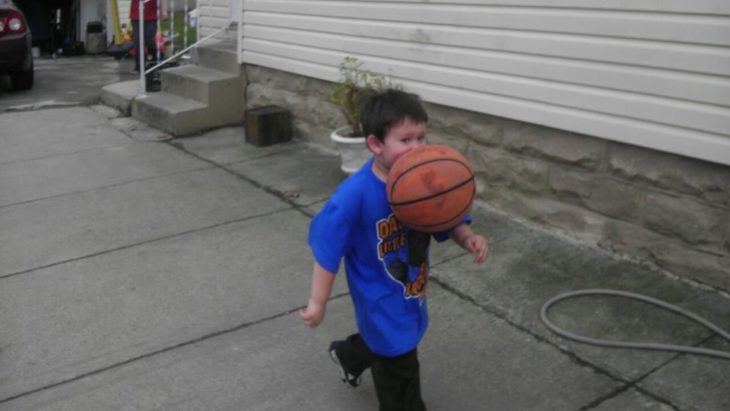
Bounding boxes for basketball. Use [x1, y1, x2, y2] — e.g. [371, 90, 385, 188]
[386, 145, 476, 233]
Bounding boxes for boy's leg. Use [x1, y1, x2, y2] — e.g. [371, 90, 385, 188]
[371, 349, 426, 411]
[330, 333, 374, 386]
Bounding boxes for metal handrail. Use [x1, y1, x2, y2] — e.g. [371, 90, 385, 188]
[143, 25, 227, 74]
[137, 0, 236, 95]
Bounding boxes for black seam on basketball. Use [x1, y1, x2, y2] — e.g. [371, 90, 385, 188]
[389, 175, 475, 207]
[409, 184, 476, 229]
[389, 158, 471, 201]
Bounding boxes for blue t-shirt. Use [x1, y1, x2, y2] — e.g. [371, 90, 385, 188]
[309, 159, 469, 357]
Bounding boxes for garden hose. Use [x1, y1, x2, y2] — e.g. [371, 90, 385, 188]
[540, 289, 730, 360]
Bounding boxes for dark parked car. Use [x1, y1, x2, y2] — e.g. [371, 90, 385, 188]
[0, 0, 33, 90]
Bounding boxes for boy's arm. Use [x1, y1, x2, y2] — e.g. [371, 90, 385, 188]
[299, 261, 336, 327]
[450, 223, 488, 264]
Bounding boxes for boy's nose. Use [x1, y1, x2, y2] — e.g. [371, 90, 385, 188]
[410, 139, 426, 149]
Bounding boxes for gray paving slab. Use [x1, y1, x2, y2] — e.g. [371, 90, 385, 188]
[2, 87, 727, 411]
[226, 143, 345, 207]
[421, 285, 620, 410]
[172, 125, 301, 165]
[0, 167, 288, 277]
[432, 203, 730, 385]
[591, 388, 675, 411]
[0, 142, 205, 207]
[0, 107, 130, 165]
[107, 116, 173, 142]
[0, 209, 348, 401]
[2, 284, 620, 410]
[305, 199, 327, 216]
[639, 337, 730, 411]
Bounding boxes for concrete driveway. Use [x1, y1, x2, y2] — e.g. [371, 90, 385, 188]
[0, 55, 728, 410]
[0, 54, 137, 113]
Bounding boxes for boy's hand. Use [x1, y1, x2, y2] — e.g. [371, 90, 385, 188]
[463, 234, 488, 264]
[300, 299, 326, 327]
[451, 224, 489, 264]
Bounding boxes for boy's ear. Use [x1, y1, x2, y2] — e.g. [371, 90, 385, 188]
[366, 134, 383, 154]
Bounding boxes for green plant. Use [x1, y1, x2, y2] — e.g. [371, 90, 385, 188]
[160, 11, 197, 52]
[330, 56, 391, 137]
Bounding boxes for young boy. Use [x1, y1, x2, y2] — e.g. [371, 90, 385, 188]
[300, 89, 488, 410]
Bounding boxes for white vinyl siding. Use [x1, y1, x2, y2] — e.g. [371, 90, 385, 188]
[238, 0, 730, 165]
[198, 0, 229, 37]
[116, 0, 131, 26]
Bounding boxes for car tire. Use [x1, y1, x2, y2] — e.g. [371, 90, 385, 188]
[10, 62, 34, 91]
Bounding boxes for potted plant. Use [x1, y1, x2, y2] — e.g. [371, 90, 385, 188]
[329, 56, 391, 174]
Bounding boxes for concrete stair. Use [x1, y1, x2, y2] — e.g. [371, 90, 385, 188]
[128, 40, 244, 136]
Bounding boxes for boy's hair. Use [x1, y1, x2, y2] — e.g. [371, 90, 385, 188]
[359, 89, 428, 142]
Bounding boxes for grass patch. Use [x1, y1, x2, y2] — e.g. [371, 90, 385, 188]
[159, 11, 197, 53]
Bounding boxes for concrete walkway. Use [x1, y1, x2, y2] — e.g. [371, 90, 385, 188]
[0, 104, 728, 409]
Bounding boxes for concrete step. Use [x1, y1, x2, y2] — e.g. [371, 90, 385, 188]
[192, 40, 240, 76]
[132, 92, 211, 136]
[161, 65, 242, 105]
[132, 90, 243, 136]
[103, 40, 244, 137]
[101, 80, 139, 115]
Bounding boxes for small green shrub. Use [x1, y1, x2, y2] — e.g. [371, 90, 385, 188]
[330, 56, 393, 137]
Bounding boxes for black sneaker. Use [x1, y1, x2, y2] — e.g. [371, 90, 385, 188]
[329, 341, 362, 387]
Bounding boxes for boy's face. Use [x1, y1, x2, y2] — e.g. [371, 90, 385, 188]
[368, 118, 428, 180]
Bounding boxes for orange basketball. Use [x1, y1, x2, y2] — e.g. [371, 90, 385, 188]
[386, 145, 476, 233]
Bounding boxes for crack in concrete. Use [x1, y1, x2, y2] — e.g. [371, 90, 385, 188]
[588, 333, 719, 411]
[428, 273, 697, 411]
[428, 274, 630, 383]
[0, 292, 349, 405]
[0, 207, 293, 281]
[167, 140, 318, 219]
[0, 144, 125, 168]
[5, 118, 712, 408]
[3, 101, 81, 114]
[578, 374, 681, 411]
[0, 165, 213, 211]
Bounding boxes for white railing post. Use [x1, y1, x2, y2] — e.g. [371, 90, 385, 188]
[156, 0, 160, 62]
[138, 0, 146, 95]
[170, 0, 175, 57]
[183, 0, 189, 52]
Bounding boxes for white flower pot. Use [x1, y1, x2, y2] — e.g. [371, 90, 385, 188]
[330, 126, 371, 174]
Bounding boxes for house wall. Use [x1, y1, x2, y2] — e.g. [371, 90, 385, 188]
[80, 0, 106, 42]
[197, 0, 229, 37]
[116, 0, 130, 28]
[106, 0, 124, 43]
[240, 0, 730, 166]
[231, 1, 730, 290]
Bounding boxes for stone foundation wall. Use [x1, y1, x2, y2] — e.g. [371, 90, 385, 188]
[245, 65, 730, 291]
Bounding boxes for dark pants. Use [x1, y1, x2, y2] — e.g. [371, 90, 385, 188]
[131, 20, 158, 71]
[339, 333, 426, 411]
